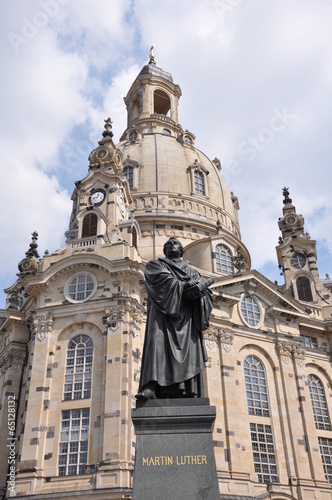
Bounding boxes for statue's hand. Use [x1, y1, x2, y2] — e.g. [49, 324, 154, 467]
[184, 277, 200, 289]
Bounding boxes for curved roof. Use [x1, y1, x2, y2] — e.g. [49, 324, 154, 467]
[117, 133, 239, 228]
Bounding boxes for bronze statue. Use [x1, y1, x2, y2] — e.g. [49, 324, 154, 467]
[136, 237, 214, 400]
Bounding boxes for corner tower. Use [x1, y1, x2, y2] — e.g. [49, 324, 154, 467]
[276, 187, 332, 311]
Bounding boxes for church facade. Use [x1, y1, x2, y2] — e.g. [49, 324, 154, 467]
[0, 59, 331, 500]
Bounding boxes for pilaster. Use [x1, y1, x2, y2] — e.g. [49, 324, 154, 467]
[275, 339, 314, 487]
[16, 313, 53, 494]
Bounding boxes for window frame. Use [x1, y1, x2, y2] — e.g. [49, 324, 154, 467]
[194, 170, 205, 196]
[123, 165, 134, 190]
[292, 272, 316, 302]
[244, 355, 270, 417]
[64, 272, 97, 304]
[239, 294, 263, 329]
[64, 335, 93, 402]
[318, 437, 332, 484]
[307, 374, 331, 430]
[187, 163, 209, 198]
[250, 422, 279, 484]
[81, 212, 98, 239]
[215, 244, 234, 274]
[122, 159, 139, 191]
[58, 408, 90, 476]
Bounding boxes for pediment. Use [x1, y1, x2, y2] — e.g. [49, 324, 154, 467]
[211, 269, 310, 320]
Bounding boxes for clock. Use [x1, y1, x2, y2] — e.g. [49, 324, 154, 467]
[96, 148, 107, 159]
[90, 189, 105, 206]
[286, 216, 296, 225]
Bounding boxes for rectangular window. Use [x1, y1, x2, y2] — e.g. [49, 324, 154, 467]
[194, 170, 205, 196]
[58, 409, 90, 476]
[250, 423, 278, 483]
[300, 335, 318, 349]
[318, 437, 332, 484]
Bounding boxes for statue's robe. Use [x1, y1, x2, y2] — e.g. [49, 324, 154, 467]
[138, 257, 213, 398]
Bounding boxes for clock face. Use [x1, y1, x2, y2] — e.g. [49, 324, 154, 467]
[286, 216, 296, 225]
[96, 148, 107, 159]
[90, 190, 105, 205]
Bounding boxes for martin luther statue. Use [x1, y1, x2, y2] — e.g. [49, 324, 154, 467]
[136, 237, 214, 400]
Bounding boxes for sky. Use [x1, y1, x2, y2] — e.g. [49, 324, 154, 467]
[1, 0, 332, 308]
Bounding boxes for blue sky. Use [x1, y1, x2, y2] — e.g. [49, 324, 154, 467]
[1, 0, 332, 308]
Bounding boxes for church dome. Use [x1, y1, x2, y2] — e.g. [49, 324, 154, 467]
[115, 61, 249, 269]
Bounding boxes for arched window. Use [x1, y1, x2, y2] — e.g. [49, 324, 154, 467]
[82, 213, 97, 238]
[194, 170, 205, 195]
[132, 94, 140, 120]
[153, 89, 170, 115]
[129, 130, 138, 142]
[64, 335, 93, 401]
[296, 276, 313, 302]
[132, 226, 137, 249]
[215, 244, 233, 274]
[123, 166, 134, 190]
[307, 374, 331, 430]
[244, 356, 269, 416]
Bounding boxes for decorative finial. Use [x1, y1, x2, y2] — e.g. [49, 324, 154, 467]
[17, 231, 40, 275]
[282, 187, 292, 205]
[102, 117, 114, 138]
[26, 231, 40, 259]
[149, 45, 156, 65]
[232, 247, 249, 272]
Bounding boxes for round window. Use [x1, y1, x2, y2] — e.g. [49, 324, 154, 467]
[64, 273, 97, 303]
[292, 253, 306, 268]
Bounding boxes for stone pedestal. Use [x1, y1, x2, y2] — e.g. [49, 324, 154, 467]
[131, 398, 220, 500]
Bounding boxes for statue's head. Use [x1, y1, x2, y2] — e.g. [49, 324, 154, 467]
[163, 237, 184, 258]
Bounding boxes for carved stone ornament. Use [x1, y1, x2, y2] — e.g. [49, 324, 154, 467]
[18, 459, 37, 472]
[29, 313, 53, 342]
[276, 341, 292, 363]
[130, 310, 144, 336]
[103, 307, 124, 332]
[131, 310, 144, 325]
[276, 341, 305, 365]
[18, 231, 40, 275]
[292, 344, 306, 366]
[203, 326, 219, 352]
[0, 347, 26, 375]
[218, 329, 234, 352]
[0, 334, 8, 355]
[232, 247, 248, 272]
